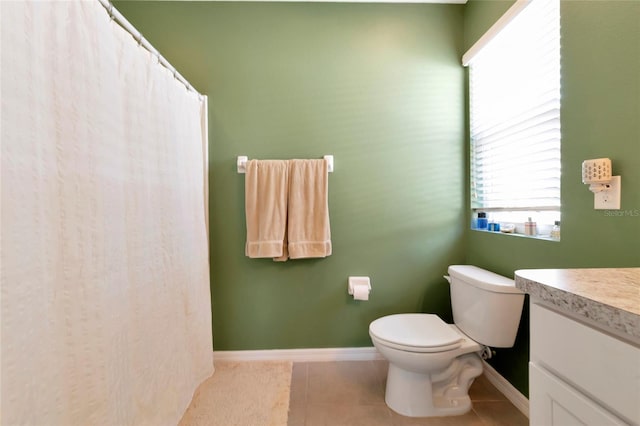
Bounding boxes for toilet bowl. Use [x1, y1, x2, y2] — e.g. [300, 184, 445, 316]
[369, 265, 524, 417]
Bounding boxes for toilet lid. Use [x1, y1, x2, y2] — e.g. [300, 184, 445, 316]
[369, 314, 463, 349]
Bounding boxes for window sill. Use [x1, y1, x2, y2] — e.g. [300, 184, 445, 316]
[471, 228, 560, 242]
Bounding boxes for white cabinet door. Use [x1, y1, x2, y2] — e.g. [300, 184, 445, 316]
[530, 303, 640, 423]
[529, 363, 626, 426]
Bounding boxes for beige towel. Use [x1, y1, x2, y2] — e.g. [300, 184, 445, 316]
[245, 160, 289, 258]
[286, 159, 332, 259]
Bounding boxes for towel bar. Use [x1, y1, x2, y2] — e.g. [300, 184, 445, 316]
[237, 155, 334, 174]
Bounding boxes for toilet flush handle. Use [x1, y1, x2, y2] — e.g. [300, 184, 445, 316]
[443, 275, 451, 284]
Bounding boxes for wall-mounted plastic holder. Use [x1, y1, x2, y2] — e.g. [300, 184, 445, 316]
[348, 276, 371, 301]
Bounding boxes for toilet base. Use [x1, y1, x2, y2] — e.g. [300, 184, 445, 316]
[385, 353, 483, 417]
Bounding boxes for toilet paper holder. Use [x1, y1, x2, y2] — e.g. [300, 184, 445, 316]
[348, 276, 371, 295]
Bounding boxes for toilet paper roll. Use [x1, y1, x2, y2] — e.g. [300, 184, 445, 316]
[353, 285, 369, 301]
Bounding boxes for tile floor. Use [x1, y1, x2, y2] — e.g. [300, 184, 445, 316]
[288, 361, 528, 426]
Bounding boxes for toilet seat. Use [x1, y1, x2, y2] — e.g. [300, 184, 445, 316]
[369, 314, 464, 353]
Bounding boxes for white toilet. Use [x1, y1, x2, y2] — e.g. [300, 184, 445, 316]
[369, 265, 525, 417]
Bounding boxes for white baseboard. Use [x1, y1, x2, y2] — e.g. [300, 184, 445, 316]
[213, 347, 528, 418]
[482, 360, 529, 418]
[213, 346, 384, 362]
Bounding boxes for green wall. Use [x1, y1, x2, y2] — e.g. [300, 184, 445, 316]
[463, 0, 640, 395]
[114, 2, 467, 350]
[115, 0, 639, 398]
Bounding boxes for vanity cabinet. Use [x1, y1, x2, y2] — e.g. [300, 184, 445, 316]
[529, 302, 640, 426]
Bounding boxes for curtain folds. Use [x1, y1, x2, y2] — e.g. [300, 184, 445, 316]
[0, 1, 213, 425]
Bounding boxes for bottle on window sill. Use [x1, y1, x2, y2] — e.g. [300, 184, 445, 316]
[477, 212, 488, 230]
[550, 221, 561, 240]
[525, 217, 537, 236]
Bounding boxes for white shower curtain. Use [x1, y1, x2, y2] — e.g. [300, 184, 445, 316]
[1, 1, 213, 425]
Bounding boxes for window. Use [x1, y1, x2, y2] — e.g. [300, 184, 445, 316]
[464, 0, 561, 237]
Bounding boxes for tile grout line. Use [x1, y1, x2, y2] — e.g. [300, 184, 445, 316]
[303, 363, 309, 426]
[471, 407, 492, 426]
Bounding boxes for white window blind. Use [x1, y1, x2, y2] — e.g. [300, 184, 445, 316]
[467, 0, 561, 214]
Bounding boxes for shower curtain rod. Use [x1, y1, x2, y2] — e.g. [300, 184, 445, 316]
[96, 0, 204, 101]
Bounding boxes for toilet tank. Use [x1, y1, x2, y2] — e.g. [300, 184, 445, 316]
[448, 265, 524, 348]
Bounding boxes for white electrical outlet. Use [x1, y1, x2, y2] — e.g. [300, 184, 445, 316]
[594, 176, 621, 210]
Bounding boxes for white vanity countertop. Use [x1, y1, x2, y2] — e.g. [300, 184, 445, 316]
[515, 268, 640, 340]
